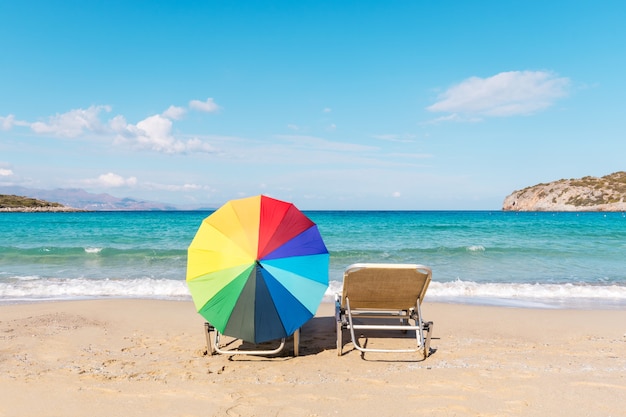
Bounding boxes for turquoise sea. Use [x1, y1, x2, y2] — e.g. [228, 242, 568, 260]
[1, 210, 626, 309]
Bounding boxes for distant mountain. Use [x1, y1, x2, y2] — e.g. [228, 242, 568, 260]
[503, 171, 626, 211]
[0, 186, 180, 211]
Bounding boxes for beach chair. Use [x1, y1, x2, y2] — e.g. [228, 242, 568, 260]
[335, 263, 434, 358]
[203, 323, 300, 357]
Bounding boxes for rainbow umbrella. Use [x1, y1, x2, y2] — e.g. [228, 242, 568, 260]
[186, 195, 329, 344]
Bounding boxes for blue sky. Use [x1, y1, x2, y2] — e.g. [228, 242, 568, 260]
[1, 1, 625, 210]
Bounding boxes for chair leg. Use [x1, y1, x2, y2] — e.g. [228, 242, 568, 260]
[335, 295, 344, 356]
[423, 321, 433, 358]
[401, 313, 409, 333]
[204, 322, 215, 355]
[293, 328, 300, 357]
[336, 320, 343, 356]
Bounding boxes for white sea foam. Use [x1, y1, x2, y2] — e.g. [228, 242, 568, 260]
[323, 280, 344, 302]
[2, 277, 626, 309]
[428, 280, 626, 299]
[84, 247, 103, 254]
[324, 279, 626, 309]
[0, 278, 191, 302]
[466, 245, 485, 252]
[14, 275, 41, 281]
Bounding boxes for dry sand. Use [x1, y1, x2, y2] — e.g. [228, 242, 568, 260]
[1, 299, 625, 417]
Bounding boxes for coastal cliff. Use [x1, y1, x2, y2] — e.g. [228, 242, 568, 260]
[502, 172, 626, 211]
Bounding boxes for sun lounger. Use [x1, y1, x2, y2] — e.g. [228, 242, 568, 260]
[335, 263, 434, 358]
[203, 323, 300, 356]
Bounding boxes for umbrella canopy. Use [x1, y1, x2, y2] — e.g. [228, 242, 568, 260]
[186, 195, 329, 344]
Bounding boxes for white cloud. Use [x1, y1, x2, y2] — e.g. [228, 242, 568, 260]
[162, 105, 187, 120]
[1, 115, 16, 130]
[183, 138, 218, 152]
[181, 183, 203, 191]
[372, 134, 417, 143]
[0, 168, 14, 176]
[6, 99, 220, 154]
[275, 135, 376, 152]
[133, 115, 178, 151]
[189, 98, 220, 113]
[142, 181, 214, 192]
[323, 108, 332, 113]
[30, 105, 111, 137]
[421, 113, 482, 125]
[112, 114, 216, 154]
[392, 191, 401, 198]
[109, 114, 129, 134]
[88, 173, 138, 188]
[1, 114, 30, 130]
[427, 70, 570, 118]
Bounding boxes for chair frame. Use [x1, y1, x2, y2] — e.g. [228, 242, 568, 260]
[335, 263, 433, 358]
[204, 322, 299, 357]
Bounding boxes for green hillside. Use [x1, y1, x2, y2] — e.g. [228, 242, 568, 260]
[0, 194, 65, 209]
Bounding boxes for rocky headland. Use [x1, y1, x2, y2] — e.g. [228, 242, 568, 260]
[0, 194, 86, 212]
[503, 171, 626, 211]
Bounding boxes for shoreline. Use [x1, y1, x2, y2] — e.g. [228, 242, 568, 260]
[3, 290, 626, 311]
[0, 206, 87, 212]
[1, 299, 625, 416]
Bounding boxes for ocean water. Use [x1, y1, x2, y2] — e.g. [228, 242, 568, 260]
[1, 210, 626, 309]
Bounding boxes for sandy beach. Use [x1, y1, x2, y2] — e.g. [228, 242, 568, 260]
[1, 299, 625, 417]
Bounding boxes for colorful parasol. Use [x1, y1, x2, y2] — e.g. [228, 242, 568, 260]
[186, 195, 329, 344]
